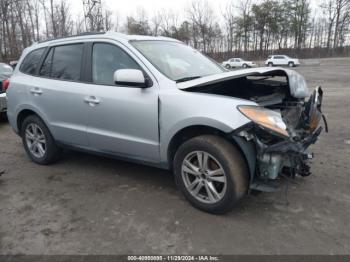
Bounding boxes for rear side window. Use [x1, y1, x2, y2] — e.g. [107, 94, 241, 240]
[50, 44, 83, 81]
[20, 48, 45, 75]
[92, 43, 141, 85]
[40, 48, 54, 77]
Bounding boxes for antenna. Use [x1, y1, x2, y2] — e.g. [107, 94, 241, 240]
[82, 0, 104, 32]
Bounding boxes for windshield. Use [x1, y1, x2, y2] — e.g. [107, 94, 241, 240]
[130, 40, 224, 82]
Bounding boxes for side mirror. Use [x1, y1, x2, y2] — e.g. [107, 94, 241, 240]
[114, 69, 149, 88]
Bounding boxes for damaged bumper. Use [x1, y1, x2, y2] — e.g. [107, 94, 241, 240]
[234, 87, 327, 191]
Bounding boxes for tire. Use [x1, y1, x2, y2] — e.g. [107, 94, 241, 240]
[288, 62, 294, 67]
[173, 135, 249, 214]
[21, 115, 61, 165]
[242, 64, 248, 68]
[225, 64, 231, 69]
[268, 62, 273, 67]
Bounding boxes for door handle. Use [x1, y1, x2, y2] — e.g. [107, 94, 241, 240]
[84, 96, 100, 106]
[29, 87, 43, 95]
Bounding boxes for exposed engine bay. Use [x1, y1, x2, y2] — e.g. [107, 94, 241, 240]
[181, 68, 327, 192]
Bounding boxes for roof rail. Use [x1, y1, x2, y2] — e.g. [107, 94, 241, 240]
[38, 31, 106, 44]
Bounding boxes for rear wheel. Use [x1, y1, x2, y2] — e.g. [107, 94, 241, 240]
[21, 115, 61, 165]
[173, 135, 249, 214]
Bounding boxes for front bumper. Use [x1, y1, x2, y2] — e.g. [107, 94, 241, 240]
[235, 123, 322, 183]
[234, 87, 326, 191]
[0, 93, 7, 112]
[255, 126, 322, 180]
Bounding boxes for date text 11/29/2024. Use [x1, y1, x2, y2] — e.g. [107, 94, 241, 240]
[127, 255, 219, 261]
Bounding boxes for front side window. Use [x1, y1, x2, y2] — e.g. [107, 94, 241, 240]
[20, 48, 45, 75]
[131, 40, 224, 82]
[50, 44, 83, 81]
[92, 43, 141, 85]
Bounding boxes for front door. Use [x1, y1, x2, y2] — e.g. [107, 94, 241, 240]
[85, 42, 160, 163]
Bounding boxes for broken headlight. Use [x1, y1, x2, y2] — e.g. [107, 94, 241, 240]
[238, 105, 289, 137]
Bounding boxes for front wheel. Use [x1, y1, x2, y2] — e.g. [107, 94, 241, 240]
[225, 64, 231, 69]
[21, 115, 61, 165]
[268, 62, 273, 67]
[173, 135, 249, 214]
[288, 62, 295, 67]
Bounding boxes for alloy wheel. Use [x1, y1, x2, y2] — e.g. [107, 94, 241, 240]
[181, 151, 227, 204]
[25, 123, 46, 158]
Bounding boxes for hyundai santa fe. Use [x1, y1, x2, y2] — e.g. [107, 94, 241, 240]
[6, 32, 326, 213]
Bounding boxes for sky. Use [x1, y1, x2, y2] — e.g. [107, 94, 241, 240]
[70, 0, 322, 29]
[72, 0, 204, 17]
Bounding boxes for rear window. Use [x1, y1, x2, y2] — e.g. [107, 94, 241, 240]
[20, 48, 45, 75]
[50, 44, 83, 81]
[40, 48, 54, 77]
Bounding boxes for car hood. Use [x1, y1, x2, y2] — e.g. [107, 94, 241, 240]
[177, 67, 309, 99]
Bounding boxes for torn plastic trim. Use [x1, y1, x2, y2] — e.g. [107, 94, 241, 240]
[233, 120, 322, 186]
[231, 135, 256, 185]
[263, 126, 322, 154]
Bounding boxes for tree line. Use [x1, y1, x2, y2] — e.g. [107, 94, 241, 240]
[1, 0, 350, 62]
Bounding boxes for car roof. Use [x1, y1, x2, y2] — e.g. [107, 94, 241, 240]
[26, 31, 180, 51]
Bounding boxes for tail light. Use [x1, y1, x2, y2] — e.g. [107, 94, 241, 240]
[2, 79, 10, 91]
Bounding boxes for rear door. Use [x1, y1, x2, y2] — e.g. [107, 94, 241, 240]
[84, 41, 160, 162]
[32, 43, 89, 146]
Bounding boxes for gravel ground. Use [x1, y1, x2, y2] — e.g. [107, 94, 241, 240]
[0, 58, 350, 255]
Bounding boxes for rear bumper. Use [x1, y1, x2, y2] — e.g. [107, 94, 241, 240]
[0, 93, 7, 112]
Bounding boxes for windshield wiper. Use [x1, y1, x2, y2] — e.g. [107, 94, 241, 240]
[175, 76, 202, 83]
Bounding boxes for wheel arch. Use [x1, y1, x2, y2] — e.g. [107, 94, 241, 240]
[16, 108, 49, 134]
[166, 125, 256, 181]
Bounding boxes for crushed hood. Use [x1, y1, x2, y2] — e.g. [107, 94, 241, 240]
[177, 67, 309, 99]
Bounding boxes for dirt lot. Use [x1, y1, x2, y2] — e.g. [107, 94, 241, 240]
[1, 58, 350, 255]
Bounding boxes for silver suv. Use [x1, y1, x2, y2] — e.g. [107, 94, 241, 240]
[7, 32, 325, 213]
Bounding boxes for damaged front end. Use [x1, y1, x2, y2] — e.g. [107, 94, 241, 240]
[180, 68, 327, 192]
[235, 86, 327, 192]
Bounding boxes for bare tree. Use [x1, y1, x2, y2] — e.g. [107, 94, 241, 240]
[222, 1, 235, 53]
[0, 0, 349, 63]
[187, 0, 216, 53]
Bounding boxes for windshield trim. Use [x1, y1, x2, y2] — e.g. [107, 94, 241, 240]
[129, 40, 224, 82]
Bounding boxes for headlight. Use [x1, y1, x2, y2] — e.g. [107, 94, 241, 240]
[238, 105, 289, 137]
